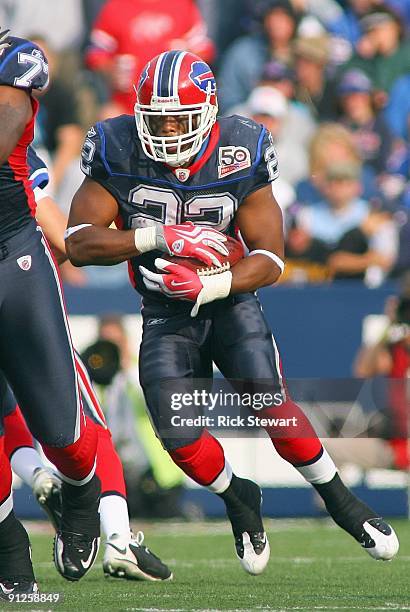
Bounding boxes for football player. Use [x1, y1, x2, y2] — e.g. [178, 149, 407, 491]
[65, 50, 399, 574]
[2, 370, 172, 582]
[0, 145, 172, 581]
[0, 31, 101, 595]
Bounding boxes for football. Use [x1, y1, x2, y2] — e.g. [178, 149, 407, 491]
[163, 234, 245, 276]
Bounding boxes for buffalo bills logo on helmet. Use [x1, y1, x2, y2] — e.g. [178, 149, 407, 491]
[138, 62, 150, 92]
[189, 61, 216, 95]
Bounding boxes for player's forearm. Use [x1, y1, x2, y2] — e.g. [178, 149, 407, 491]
[66, 226, 138, 266]
[230, 254, 282, 294]
[36, 195, 68, 256]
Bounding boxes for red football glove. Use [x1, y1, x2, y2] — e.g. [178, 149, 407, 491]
[140, 259, 203, 301]
[139, 258, 232, 317]
[157, 222, 228, 267]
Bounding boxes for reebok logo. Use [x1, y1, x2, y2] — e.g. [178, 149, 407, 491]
[147, 318, 168, 327]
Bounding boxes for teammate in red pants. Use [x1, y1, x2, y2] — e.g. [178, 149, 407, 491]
[2, 357, 172, 581]
[0, 31, 101, 596]
[19, 143, 171, 580]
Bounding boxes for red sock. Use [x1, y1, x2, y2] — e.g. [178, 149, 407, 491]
[0, 437, 13, 518]
[95, 425, 126, 497]
[258, 398, 322, 465]
[169, 430, 226, 487]
[42, 416, 98, 483]
[3, 407, 34, 459]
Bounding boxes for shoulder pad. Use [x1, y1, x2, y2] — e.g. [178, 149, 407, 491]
[217, 115, 279, 196]
[98, 115, 137, 167]
[217, 115, 269, 169]
[80, 115, 138, 180]
[0, 36, 49, 91]
[218, 115, 263, 148]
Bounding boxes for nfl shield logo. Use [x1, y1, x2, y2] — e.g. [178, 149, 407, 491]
[175, 168, 190, 182]
[17, 255, 32, 271]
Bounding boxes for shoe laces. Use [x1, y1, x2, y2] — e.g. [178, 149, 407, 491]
[132, 531, 145, 546]
[130, 532, 162, 562]
[63, 532, 93, 554]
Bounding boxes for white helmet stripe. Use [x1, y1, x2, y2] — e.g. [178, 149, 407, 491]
[172, 51, 187, 98]
[168, 51, 181, 98]
[153, 52, 167, 98]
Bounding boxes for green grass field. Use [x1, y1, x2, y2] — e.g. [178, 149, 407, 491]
[11, 518, 410, 612]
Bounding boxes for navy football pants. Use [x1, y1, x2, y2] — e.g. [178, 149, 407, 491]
[0, 222, 82, 446]
[139, 292, 284, 450]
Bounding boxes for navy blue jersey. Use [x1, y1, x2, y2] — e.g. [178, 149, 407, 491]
[27, 145, 49, 190]
[0, 37, 49, 241]
[80, 115, 278, 302]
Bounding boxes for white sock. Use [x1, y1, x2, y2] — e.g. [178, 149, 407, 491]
[207, 461, 233, 494]
[0, 493, 13, 523]
[99, 494, 130, 540]
[11, 447, 44, 487]
[296, 447, 337, 485]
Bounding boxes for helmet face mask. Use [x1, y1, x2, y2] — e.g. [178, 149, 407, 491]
[134, 51, 218, 167]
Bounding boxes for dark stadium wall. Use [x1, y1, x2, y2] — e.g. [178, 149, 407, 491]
[63, 281, 399, 378]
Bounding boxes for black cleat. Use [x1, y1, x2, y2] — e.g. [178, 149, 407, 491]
[0, 577, 38, 601]
[103, 532, 173, 581]
[220, 475, 270, 575]
[0, 511, 37, 598]
[314, 474, 399, 560]
[32, 468, 62, 532]
[359, 518, 399, 560]
[54, 531, 99, 582]
[53, 475, 100, 581]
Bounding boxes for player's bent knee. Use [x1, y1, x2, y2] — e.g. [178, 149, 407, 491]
[168, 430, 225, 486]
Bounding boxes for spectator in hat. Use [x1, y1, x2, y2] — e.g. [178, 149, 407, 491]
[291, 160, 398, 281]
[293, 35, 338, 120]
[240, 85, 310, 188]
[344, 5, 410, 95]
[237, 86, 295, 208]
[259, 59, 317, 179]
[218, 0, 299, 113]
[295, 161, 369, 247]
[295, 122, 380, 208]
[259, 59, 296, 100]
[337, 69, 394, 175]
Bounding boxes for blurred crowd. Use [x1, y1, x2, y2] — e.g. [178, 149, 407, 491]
[2, 0, 409, 287]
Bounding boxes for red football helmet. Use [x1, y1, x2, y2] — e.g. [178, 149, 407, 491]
[134, 50, 218, 167]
